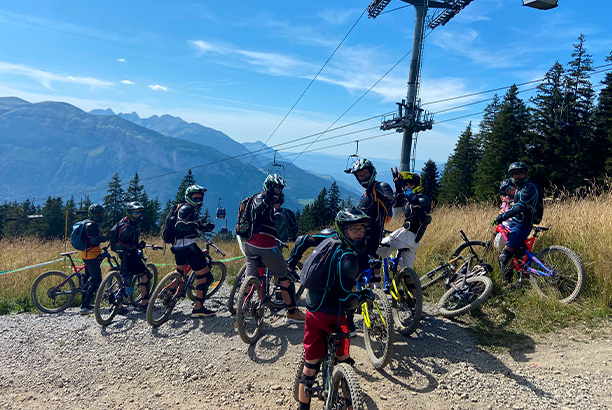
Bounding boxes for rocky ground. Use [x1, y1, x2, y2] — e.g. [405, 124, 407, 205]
[1, 285, 611, 410]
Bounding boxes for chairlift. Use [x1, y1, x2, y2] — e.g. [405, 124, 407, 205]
[215, 197, 226, 220]
[343, 141, 361, 174]
[522, 0, 558, 10]
[267, 151, 285, 178]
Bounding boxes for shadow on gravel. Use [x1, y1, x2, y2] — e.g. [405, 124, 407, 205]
[361, 391, 379, 410]
[245, 313, 304, 364]
[97, 311, 145, 334]
[381, 312, 552, 399]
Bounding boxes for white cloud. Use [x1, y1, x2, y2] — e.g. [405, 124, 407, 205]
[117, 58, 127, 63]
[317, 9, 361, 26]
[0, 61, 115, 89]
[189, 40, 215, 54]
[121, 80, 135, 85]
[148, 84, 168, 92]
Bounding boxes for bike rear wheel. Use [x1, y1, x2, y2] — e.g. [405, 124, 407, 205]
[94, 270, 122, 326]
[363, 289, 394, 370]
[128, 263, 159, 307]
[147, 271, 183, 327]
[437, 275, 493, 318]
[391, 267, 423, 337]
[528, 245, 585, 304]
[186, 261, 227, 301]
[328, 363, 364, 410]
[236, 276, 264, 344]
[30, 270, 77, 313]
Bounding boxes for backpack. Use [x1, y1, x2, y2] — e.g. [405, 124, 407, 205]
[235, 194, 257, 239]
[160, 203, 181, 244]
[109, 219, 126, 252]
[70, 220, 89, 251]
[300, 237, 342, 290]
[533, 187, 544, 225]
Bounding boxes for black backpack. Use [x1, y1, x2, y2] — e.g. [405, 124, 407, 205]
[533, 187, 544, 225]
[160, 203, 181, 244]
[109, 221, 122, 252]
[235, 194, 257, 239]
[300, 237, 342, 290]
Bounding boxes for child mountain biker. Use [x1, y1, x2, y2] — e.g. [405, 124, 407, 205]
[297, 208, 374, 410]
[79, 204, 109, 315]
[245, 174, 306, 323]
[492, 162, 541, 284]
[286, 228, 337, 273]
[346, 159, 394, 334]
[171, 184, 217, 318]
[494, 178, 516, 252]
[114, 201, 153, 312]
[376, 170, 432, 270]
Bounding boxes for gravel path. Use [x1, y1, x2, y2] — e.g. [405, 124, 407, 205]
[1, 286, 610, 410]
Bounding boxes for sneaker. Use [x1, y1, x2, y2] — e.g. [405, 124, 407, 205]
[116, 306, 130, 315]
[191, 306, 216, 318]
[286, 308, 306, 324]
[79, 307, 93, 315]
[135, 304, 147, 313]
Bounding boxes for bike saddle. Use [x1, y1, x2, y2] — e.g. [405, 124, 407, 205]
[330, 331, 351, 340]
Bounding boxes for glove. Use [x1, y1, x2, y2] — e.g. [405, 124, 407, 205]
[403, 188, 414, 199]
[492, 215, 504, 226]
[358, 288, 375, 302]
[138, 240, 146, 249]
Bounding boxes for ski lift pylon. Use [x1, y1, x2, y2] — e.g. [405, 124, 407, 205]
[343, 141, 361, 174]
[215, 197, 226, 220]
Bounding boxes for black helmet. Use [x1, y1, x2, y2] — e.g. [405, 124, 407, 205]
[185, 184, 207, 208]
[263, 174, 286, 192]
[499, 178, 517, 195]
[399, 171, 422, 193]
[334, 208, 370, 253]
[347, 159, 376, 188]
[88, 204, 104, 223]
[508, 162, 528, 176]
[125, 201, 144, 223]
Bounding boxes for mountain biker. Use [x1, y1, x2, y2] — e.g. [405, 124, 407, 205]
[297, 208, 374, 410]
[492, 162, 541, 283]
[346, 159, 394, 334]
[376, 170, 432, 270]
[171, 184, 217, 318]
[272, 193, 298, 243]
[114, 201, 152, 312]
[79, 204, 109, 315]
[244, 174, 305, 323]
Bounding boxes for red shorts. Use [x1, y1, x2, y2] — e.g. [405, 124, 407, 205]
[303, 310, 350, 361]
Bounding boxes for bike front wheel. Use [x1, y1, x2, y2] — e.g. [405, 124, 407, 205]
[451, 240, 496, 272]
[391, 267, 423, 337]
[236, 276, 264, 344]
[30, 270, 77, 313]
[528, 245, 585, 304]
[292, 349, 306, 402]
[128, 263, 158, 307]
[362, 289, 394, 370]
[227, 264, 247, 315]
[187, 261, 227, 301]
[94, 270, 122, 326]
[147, 271, 183, 327]
[437, 275, 493, 318]
[328, 363, 364, 410]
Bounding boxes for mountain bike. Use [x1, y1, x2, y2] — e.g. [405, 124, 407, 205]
[418, 230, 494, 318]
[235, 255, 302, 344]
[30, 246, 119, 313]
[292, 329, 364, 410]
[355, 261, 395, 370]
[490, 224, 585, 303]
[227, 241, 304, 315]
[374, 241, 423, 337]
[146, 241, 227, 327]
[94, 245, 162, 326]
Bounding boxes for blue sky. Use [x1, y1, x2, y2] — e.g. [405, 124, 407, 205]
[1, 0, 611, 167]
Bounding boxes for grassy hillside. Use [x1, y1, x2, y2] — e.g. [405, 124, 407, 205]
[1, 193, 611, 346]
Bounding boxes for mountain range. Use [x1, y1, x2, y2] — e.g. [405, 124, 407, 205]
[0, 97, 360, 228]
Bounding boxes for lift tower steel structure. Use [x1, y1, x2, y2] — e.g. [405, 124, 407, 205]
[367, 0, 475, 171]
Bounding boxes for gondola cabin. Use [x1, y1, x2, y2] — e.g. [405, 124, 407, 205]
[216, 206, 226, 220]
[523, 0, 558, 10]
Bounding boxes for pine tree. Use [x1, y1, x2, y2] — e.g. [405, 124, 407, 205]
[326, 181, 341, 223]
[41, 197, 65, 239]
[593, 52, 612, 176]
[439, 124, 480, 204]
[175, 169, 197, 203]
[140, 192, 161, 235]
[310, 188, 328, 229]
[126, 172, 144, 202]
[473, 85, 531, 201]
[298, 204, 315, 234]
[420, 159, 440, 204]
[65, 197, 77, 234]
[103, 173, 126, 227]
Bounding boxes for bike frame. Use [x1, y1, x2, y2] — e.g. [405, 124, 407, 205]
[495, 224, 556, 279]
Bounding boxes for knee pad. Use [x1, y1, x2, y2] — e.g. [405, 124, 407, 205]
[299, 373, 319, 398]
[195, 272, 213, 282]
[304, 361, 321, 374]
[499, 249, 514, 268]
[277, 278, 296, 306]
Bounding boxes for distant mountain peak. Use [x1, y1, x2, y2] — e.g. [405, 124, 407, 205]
[89, 108, 116, 116]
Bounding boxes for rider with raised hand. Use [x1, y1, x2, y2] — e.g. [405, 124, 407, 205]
[297, 208, 373, 410]
[172, 184, 216, 318]
[376, 170, 432, 269]
[492, 162, 541, 284]
[115, 201, 152, 312]
[79, 204, 109, 315]
[245, 174, 306, 323]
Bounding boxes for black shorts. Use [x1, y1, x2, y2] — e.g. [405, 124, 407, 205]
[172, 244, 209, 271]
[121, 252, 147, 276]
